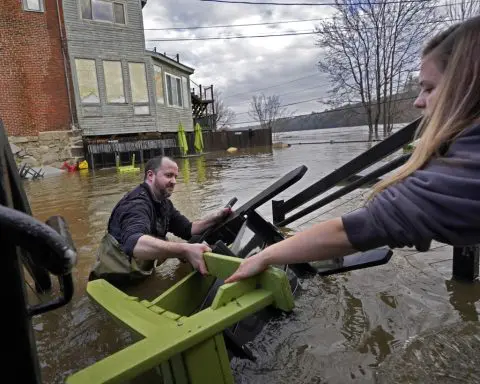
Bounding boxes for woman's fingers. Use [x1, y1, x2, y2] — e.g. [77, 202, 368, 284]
[224, 256, 267, 283]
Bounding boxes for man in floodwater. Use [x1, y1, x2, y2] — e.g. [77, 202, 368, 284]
[89, 156, 231, 285]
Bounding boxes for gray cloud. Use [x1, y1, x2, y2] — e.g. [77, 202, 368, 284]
[142, 1, 336, 125]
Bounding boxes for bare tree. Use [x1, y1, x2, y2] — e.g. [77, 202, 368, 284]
[248, 94, 289, 140]
[316, 0, 442, 139]
[446, 0, 480, 21]
[214, 90, 236, 130]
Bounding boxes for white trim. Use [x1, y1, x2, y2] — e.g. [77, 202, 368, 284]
[80, 0, 127, 26]
[148, 51, 195, 75]
[22, 0, 45, 12]
[103, 60, 127, 104]
[153, 65, 165, 105]
[127, 61, 151, 111]
[181, 76, 189, 109]
[74, 58, 101, 105]
[164, 72, 183, 108]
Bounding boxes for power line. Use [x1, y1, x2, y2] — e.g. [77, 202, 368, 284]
[146, 31, 317, 41]
[69, 16, 464, 44]
[72, 18, 458, 43]
[224, 73, 323, 99]
[143, 17, 325, 30]
[201, 0, 338, 4]
[231, 83, 327, 107]
[144, 17, 462, 41]
[230, 95, 417, 124]
[67, 31, 316, 43]
[200, 0, 435, 6]
[235, 96, 325, 117]
[143, 2, 465, 32]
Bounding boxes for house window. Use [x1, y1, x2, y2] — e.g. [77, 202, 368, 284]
[75, 59, 100, 104]
[128, 62, 149, 114]
[165, 73, 183, 107]
[103, 61, 125, 103]
[154, 65, 164, 105]
[81, 0, 126, 25]
[22, 0, 44, 12]
[181, 76, 190, 108]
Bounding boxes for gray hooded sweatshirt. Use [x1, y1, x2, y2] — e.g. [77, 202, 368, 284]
[342, 122, 480, 252]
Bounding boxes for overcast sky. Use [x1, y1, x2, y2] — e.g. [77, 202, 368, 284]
[142, 0, 337, 127]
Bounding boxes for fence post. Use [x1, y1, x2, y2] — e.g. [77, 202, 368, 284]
[452, 245, 479, 281]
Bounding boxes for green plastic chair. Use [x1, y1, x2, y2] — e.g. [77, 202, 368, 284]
[67, 253, 294, 383]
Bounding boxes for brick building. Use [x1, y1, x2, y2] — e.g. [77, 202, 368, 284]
[0, 0, 214, 167]
[0, 0, 75, 137]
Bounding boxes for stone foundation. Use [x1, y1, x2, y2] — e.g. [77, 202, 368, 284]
[8, 130, 84, 168]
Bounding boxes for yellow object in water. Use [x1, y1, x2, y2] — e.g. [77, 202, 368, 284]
[78, 160, 89, 170]
[226, 147, 238, 153]
[194, 123, 204, 154]
[117, 153, 140, 173]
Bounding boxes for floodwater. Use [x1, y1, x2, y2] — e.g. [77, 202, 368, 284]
[24, 125, 480, 383]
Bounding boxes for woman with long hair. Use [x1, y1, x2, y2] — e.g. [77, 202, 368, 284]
[225, 16, 480, 283]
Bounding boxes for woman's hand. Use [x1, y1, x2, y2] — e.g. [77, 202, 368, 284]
[224, 254, 268, 283]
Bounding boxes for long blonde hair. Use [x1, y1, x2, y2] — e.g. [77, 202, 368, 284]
[371, 16, 480, 197]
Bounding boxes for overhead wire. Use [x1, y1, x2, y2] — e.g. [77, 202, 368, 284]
[199, 0, 452, 6]
[143, 2, 466, 32]
[230, 95, 417, 122]
[66, 15, 464, 43]
[143, 17, 326, 30]
[230, 83, 328, 108]
[142, 18, 462, 41]
[224, 73, 323, 99]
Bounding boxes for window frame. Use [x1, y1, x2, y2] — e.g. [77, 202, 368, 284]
[181, 76, 190, 109]
[80, 0, 127, 26]
[103, 60, 127, 104]
[128, 62, 150, 115]
[74, 58, 101, 105]
[153, 65, 165, 105]
[22, 0, 45, 12]
[165, 72, 184, 108]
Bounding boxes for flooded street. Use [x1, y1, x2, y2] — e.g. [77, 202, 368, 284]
[24, 126, 480, 383]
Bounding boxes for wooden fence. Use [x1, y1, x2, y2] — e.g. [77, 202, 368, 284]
[83, 127, 272, 168]
[186, 128, 272, 151]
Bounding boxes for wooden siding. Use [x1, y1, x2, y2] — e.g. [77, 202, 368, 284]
[63, 0, 194, 136]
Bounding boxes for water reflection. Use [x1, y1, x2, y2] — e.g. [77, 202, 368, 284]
[358, 326, 395, 365]
[180, 157, 191, 184]
[445, 279, 480, 322]
[22, 126, 480, 383]
[196, 156, 207, 184]
[340, 287, 368, 347]
[376, 321, 480, 383]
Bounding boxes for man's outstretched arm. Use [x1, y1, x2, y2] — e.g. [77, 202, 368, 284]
[133, 235, 210, 274]
[191, 207, 232, 235]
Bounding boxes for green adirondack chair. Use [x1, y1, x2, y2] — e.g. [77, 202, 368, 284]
[67, 252, 294, 384]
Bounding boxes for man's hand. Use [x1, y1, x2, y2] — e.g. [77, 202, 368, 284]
[181, 243, 211, 275]
[191, 207, 234, 236]
[213, 207, 233, 224]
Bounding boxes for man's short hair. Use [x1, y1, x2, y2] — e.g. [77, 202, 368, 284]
[144, 156, 165, 180]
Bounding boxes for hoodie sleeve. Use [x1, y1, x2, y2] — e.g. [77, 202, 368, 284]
[118, 198, 153, 257]
[342, 123, 480, 252]
[168, 202, 193, 240]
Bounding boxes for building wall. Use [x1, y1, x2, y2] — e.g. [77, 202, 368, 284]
[64, 0, 194, 136]
[0, 0, 73, 136]
[149, 56, 194, 133]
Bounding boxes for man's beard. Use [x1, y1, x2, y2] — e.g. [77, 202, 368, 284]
[155, 184, 173, 200]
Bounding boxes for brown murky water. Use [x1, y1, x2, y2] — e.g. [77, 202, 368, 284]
[24, 126, 480, 383]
